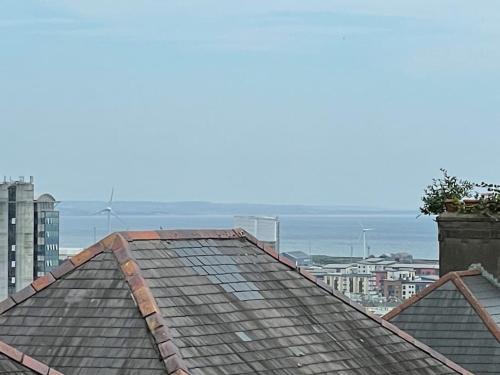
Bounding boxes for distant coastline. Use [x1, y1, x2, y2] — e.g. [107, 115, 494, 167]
[58, 200, 418, 217]
[58, 202, 437, 260]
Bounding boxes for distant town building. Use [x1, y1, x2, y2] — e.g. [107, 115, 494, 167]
[302, 255, 438, 306]
[324, 271, 372, 296]
[234, 215, 280, 250]
[0, 177, 59, 299]
[58, 247, 83, 262]
[280, 251, 310, 266]
[34, 193, 60, 278]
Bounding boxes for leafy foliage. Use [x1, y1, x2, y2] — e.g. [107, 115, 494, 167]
[420, 169, 474, 215]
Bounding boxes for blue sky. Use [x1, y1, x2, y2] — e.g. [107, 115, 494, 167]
[1, 1, 499, 208]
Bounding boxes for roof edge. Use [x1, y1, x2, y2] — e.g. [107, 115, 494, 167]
[383, 269, 481, 321]
[109, 233, 191, 375]
[0, 339, 63, 375]
[233, 228, 472, 375]
[121, 229, 240, 241]
[0, 229, 473, 375]
[451, 275, 500, 341]
[384, 267, 499, 342]
[0, 234, 116, 315]
[0, 232, 191, 375]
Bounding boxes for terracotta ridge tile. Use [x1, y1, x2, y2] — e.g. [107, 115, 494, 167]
[31, 272, 56, 292]
[455, 269, 482, 277]
[236, 228, 470, 374]
[0, 339, 63, 374]
[11, 285, 36, 304]
[0, 297, 15, 315]
[452, 275, 500, 341]
[0, 235, 119, 316]
[109, 233, 191, 375]
[121, 229, 239, 241]
[234, 228, 263, 247]
[70, 241, 105, 267]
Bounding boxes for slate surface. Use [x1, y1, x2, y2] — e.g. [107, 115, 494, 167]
[0, 252, 165, 375]
[462, 275, 500, 326]
[129, 237, 458, 375]
[0, 353, 37, 374]
[390, 279, 500, 375]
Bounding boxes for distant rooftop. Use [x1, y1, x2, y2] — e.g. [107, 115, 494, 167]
[385, 268, 500, 375]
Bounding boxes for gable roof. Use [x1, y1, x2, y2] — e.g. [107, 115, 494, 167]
[0, 229, 471, 375]
[384, 269, 500, 375]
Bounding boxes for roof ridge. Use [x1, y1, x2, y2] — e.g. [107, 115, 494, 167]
[451, 273, 500, 341]
[0, 232, 190, 375]
[0, 229, 472, 375]
[232, 229, 472, 375]
[0, 234, 113, 314]
[468, 263, 500, 287]
[0, 339, 63, 375]
[108, 233, 191, 375]
[120, 229, 241, 241]
[383, 268, 500, 342]
[382, 270, 476, 321]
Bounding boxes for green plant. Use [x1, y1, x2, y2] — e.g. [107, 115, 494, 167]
[420, 169, 474, 215]
[461, 182, 500, 215]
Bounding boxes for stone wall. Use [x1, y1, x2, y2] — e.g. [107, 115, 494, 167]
[437, 213, 500, 279]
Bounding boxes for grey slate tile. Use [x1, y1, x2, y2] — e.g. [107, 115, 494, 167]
[390, 278, 500, 375]
[0, 252, 165, 375]
[129, 238, 462, 375]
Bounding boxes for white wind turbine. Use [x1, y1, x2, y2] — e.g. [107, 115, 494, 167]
[359, 224, 375, 259]
[93, 188, 126, 234]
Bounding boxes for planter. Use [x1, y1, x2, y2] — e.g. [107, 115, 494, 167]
[463, 199, 480, 207]
[444, 199, 459, 213]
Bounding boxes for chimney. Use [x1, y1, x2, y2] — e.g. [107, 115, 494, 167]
[437, 212, 500, 279]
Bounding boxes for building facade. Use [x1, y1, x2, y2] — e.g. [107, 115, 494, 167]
[0, 178, 59, 299]
[34, 194, 60, 278]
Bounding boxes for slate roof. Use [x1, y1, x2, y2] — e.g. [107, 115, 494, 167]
[0, 338, 62, 374]
[384, 269, 500, 375]
[0, 229, 472, 375]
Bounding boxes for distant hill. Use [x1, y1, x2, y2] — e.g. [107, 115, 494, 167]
[58, 201, 415, 216]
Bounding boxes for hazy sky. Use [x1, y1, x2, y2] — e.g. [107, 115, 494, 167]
[2, 1, 499, 209]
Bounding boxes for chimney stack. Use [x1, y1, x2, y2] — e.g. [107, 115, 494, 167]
[437, 213, 500, 279]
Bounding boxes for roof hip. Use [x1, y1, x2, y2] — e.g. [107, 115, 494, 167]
[384, 269, 500, 342]
[0, 228, 475, 375]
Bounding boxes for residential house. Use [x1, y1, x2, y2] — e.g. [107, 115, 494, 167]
[384, 211, 500, 374]
[0, 229, 470, 374]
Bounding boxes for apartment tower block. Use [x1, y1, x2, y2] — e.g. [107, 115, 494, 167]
[0, 177, 59, 299]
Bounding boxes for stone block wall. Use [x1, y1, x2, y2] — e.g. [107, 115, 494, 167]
[437, 213, 500, 279]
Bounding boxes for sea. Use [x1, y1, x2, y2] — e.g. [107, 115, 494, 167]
[59, 211, 438, 260]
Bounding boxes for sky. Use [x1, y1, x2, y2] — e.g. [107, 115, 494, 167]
[1, 1, 499, 209]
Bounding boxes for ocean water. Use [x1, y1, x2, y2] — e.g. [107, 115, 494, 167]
[60, 213, 438, 259]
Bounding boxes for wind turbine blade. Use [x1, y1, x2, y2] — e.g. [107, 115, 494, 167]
[109, 188, 114, 205]
[91, 209, 108, 216]
[111, 211, 128, 228]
